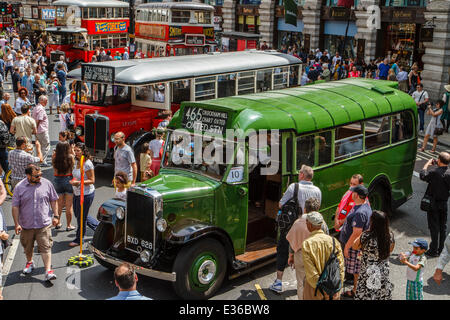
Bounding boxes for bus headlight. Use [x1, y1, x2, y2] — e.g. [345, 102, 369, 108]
[140, 250, 151, 263]
[75, 126, 84, 136]
[115, 207, 125, 220]
[156, 218, 167, 232]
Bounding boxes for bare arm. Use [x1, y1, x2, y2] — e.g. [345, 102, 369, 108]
[345, 227, 363, 258]
[12, 206, 21, 235]
[131, 162, 137, 186]
[0, 180, 6, 206]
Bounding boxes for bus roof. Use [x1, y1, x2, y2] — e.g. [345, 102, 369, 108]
[173, 79, 417, 135]
[67, 51, 302, 85]
[45, 26, 88, 33]
[137, 2, 214, 11]
[53, 0, 130, 8]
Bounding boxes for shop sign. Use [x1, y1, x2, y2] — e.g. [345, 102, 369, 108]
[23, 6, 32, 19]
[392, 10, 415, 21]
[95, 21, 127, 33]
[136, 23, 166, 39]
[41, 9, 55, 20]
[330, 7, 350, 20]
[32, 7, 39, 19]
[237, 6, 259, 16]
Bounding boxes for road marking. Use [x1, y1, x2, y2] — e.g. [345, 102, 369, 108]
[1, 237, 20, 288]
[254, 284, 267, 300]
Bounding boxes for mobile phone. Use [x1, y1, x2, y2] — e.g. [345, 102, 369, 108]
[432, 159, 437, 165]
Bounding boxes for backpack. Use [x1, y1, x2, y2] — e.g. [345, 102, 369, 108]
[0, 120, 10, 148]
[277, 183, 300, 235]
[315, 237, 342, 300]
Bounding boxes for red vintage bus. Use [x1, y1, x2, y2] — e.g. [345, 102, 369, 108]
[67, 51, 302, 165]
[134, 2, 215, 58]
[45, 0, 129, 66]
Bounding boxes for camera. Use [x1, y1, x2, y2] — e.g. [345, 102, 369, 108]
[432, 159, 438, 165]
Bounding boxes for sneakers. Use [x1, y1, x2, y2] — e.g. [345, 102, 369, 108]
[425, 250, 439, 258]
[45, 270, 57, 281]
[23, 261, 35, 274]
[269, 279, 282, 294]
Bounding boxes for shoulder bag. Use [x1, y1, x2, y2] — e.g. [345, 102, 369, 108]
[418, 91, 428, 110]
[420, 184, 432, 212]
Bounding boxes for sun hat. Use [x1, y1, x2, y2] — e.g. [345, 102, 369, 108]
[305, 211, 324, 227]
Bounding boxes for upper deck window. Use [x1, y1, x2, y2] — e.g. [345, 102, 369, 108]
[194, 11, 212, 24]
[172, 10, 191, 23]
[98, 8, 106, 19]
[114, 8, 123, 18]
[89, 8, 98, 19]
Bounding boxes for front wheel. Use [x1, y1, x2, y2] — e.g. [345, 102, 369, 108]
[91, 222, 116, 271]
[173, 238, 227, 300]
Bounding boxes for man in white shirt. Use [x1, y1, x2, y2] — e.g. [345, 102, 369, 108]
[332, 52, 342, 68]
[12, 35, 21, 51]
[123, 47, 129, 60]
[411, 83, 429, 133]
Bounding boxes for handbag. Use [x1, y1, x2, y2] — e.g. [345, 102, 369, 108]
[434, 113, 444, 136]
[420, 193, 432, 212]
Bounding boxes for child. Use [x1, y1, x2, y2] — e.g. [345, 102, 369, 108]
[399, 238, 428, 300]
[114, 171, 130, 201]
[59, 103, 72, 132]
[140, 142, 153, 181]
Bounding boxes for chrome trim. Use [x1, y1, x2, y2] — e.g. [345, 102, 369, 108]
[125, 186, 163, 257]
[88, 242, 176, 282]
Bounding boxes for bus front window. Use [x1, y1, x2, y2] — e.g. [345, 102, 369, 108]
[76, 83, 130, 106]
[164, 131, 238, 181]
[49, 33, 74, 46]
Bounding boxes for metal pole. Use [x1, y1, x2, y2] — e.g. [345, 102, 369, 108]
[129, 0, 136, 59]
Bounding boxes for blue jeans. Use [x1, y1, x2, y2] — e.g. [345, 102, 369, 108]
[4, 66, 12, 80]
[418, 108, 425, 131]
[59, 87, 67, 105]
[73, 192, 99, 244]
[0, 148, 8, 173]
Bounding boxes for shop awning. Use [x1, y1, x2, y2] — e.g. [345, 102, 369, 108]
[324, 21, 357, 37]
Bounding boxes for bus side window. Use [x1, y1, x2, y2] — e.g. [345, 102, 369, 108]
[365, 116, 390, 152]
[257, 69, 272, 92]
[171, 80, 191, 104]
[392, 111, 414, 143]
[317, 131, 332, 166]
[218, 73, 236, 98]
[296, 134, 315, 170]
[335, 122, 363, 161]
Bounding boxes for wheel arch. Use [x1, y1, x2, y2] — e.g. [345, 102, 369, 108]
[368, 173, 393, 213]
[167, 223, 236, 273]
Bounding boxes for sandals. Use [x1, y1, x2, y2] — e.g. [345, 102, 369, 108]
[342, 290, 355, 299]
[68, 242, 80, 247]
[55, 224, 62, 230]
[66, 226, 76, 231]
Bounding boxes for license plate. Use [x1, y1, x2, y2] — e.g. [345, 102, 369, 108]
[94, 157, 104, 164]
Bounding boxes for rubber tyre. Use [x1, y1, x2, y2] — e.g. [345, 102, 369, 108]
[172, 238, 227, 300]
[91, 222, 116, 271]
[4, 170, 13, 197]
[369, 183, 392, 216]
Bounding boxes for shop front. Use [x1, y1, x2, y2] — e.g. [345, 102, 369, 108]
[274, 5, 303, 51]
[379, 6, 426, 69]
[321, 6, 357, 58]
[235, 2, 261, 35]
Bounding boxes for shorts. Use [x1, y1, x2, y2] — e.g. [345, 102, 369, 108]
[406, 280, 423, 300]
[54, 176, 73, 195]
[49, 94, 59, 107]
[20, 225, 53, 256]
[344, 247, 361, 274]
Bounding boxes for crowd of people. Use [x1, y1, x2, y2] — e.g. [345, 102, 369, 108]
[269, 161, 450, 300]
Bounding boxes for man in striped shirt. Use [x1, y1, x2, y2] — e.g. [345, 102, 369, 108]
[269, 165, 322, 293]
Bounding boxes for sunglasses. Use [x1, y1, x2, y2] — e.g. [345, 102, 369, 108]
[32, 173, 42, 178]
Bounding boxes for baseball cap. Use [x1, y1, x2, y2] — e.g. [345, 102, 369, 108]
[305, 211, 324, 227]
[409, 239, 428, 250]
[350, 185, 368, 197]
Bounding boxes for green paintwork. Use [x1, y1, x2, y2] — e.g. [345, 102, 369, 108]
[170, 78, 416, 135]
[148, 79, 416, 259]
[189, 252, 218, 291]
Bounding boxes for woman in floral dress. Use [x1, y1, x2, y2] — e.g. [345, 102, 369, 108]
[352, 210, 395, 300]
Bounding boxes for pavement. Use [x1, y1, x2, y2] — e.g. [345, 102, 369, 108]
[419, 112, 450, 148]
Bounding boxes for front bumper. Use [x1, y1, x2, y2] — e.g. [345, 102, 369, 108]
[88, 242, 177, 282]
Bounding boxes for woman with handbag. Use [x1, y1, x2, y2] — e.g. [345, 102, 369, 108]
[419, 100, 444, 153]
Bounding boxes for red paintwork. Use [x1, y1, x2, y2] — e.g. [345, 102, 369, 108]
[73, 102, 181, 149]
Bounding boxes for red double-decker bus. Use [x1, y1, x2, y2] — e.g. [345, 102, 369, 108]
[134, 2, 215, 58]
[45, 0, 129, 67]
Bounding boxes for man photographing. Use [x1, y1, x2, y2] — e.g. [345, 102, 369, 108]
[420, 152, 450, 257]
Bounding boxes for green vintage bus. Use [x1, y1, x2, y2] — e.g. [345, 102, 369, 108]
[89, 78, 417, 299]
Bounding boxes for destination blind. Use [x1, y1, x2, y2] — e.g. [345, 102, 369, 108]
[182, 107, 229, 135]
[82, 64, 115, 84]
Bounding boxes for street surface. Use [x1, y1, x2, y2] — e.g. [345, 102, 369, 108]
[0, 79, 449, 300]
